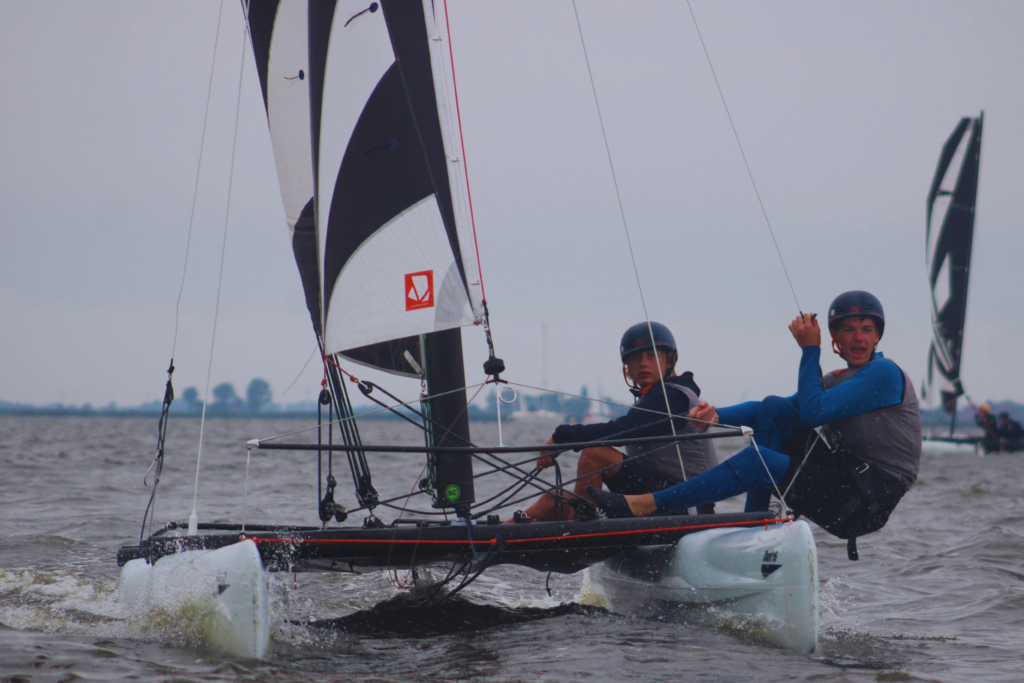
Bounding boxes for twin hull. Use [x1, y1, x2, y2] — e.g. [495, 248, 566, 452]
[120, 540, 270, 659]
[118, 519, 817, 658]
[588, 520, 818, 653]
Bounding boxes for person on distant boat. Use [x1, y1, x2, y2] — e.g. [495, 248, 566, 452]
[975, 404, 998, 433]
[975, 404, 1000, 452]
[976, 403, 999, 433]
[997, 412, 1024, 452]
[518, 322, 719, 522]
[588, 291, 922, 559]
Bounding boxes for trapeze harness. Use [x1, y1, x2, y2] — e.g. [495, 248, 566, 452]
[780, 358, 922, 560]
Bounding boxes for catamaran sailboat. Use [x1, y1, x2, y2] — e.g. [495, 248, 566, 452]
[118, 0, 818, 658]
[921, 113, 988, 454]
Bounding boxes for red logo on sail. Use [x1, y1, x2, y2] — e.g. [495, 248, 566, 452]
[405, 270, 434, 311]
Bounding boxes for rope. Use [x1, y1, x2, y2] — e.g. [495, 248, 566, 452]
[780, 431, 823, 505]
[571, 1, 687, 480]
[188, 24, 248, 534]
[251, 382, 488, 444]
[139, 362, 175, 543]
[241, 448, 252, 532]
[280, 344, 318, 397]
[141, 0, 224, 545]
[747, 436, 787, 516]
[685, 0, 802, 315]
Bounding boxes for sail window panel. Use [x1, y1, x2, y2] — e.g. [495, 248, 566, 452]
[266, 0, 314, 231]
[316, 2, 396, 270]
[323, 195, 474, 354]
[932, 253, 952, 317]
[338, 336, 423, 378]
[927, 131, 969, 263]
[926, 193, 950, 264]
[939, 128, 972, 196]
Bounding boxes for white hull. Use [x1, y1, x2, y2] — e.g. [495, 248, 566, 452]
[587, 520, 818, 653]
[921, 439, 981, 457]
[120, 539, 270, 659]
[510, 410, 564, 422]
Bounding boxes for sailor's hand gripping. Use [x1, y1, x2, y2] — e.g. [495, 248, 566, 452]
[536, 437, 558, 470]
[789, 313, 820, 349]
[687, 400, 719, 432]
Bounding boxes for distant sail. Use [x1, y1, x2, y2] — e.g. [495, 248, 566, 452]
[924, 113, 983, 413]
[308, 0, 484, 362]
[247, 0, 478, 377]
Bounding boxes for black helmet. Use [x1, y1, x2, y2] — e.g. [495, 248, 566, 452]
[828, 291, 885, 337]
[620, 322, 676, 362]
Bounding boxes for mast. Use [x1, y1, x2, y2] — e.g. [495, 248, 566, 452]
[423, 329, 474, 511]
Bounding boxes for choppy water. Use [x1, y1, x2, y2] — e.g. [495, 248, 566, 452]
[1, 415, 1022, 682]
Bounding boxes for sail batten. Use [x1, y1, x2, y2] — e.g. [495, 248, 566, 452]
[924, 113, 983, 414]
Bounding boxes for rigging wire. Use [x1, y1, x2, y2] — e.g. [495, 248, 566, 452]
[571, 0, 696, 479]
[170, 0, 227, 359]
[250, 381, 489, 444]
[683, 2, 824, 499]
[685, 0, 803, 315]
[189, 24, 249, 534]
[280, 344, 319, 397]
[139, 0, 226, 544]
[441, 0, 487, 301]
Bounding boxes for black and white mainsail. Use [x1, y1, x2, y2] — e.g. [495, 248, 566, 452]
[924, 113, 983, 417]
[247, 0, 482, 507]
[247, 0, 484, 377]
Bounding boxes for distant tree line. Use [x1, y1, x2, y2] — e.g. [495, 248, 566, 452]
[177, 378, 274, 414]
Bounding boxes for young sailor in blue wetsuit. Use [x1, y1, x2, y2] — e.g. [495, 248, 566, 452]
[519, 322, 719, 521]
[588, 292, 922, 559]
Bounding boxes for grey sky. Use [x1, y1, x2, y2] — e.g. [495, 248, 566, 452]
[2, 1, 1022, 414]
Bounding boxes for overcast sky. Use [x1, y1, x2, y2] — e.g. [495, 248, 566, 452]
[2, 0, 1022, 415]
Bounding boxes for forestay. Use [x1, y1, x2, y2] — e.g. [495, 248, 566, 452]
[924, 113, 983, 413]
[247, 0, 483, 377]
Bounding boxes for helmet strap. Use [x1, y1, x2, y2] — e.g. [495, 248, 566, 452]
[622, 364, 639, 391]
[831, 332, 843, 359]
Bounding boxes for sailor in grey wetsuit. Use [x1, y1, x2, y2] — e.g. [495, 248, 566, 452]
[519, 322, 718, 522]
[589, 292, 923, 559]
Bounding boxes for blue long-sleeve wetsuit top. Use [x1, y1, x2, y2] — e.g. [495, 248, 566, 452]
[652, 347, 911, 513]
[717, 347, 904, 430]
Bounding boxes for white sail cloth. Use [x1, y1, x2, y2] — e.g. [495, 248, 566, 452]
[249, 0, 483, 367]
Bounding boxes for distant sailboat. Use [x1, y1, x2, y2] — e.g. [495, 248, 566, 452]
[922, 113, 983, 441]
